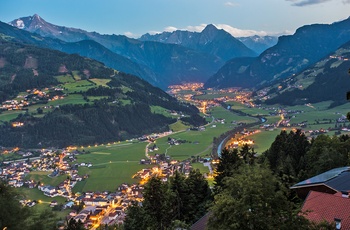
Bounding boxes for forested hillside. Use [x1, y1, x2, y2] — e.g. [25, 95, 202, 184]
[0, 40, 205, 148]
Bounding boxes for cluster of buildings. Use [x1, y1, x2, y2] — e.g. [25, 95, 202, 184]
[66, 183, 144, 228]
[0, 87, 64, 112]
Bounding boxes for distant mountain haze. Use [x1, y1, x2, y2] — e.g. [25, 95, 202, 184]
[236, 35, 278, 55]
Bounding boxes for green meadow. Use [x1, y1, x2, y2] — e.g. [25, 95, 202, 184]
[71, 141, 149, 191]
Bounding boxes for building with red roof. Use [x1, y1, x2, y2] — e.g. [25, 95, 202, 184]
[301, 190, 350, 229]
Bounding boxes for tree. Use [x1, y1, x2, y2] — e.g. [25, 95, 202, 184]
[0, 181, 31, 230]
[239, 144, 256, 165]
[142, 176, 173, 230]
[208, 164, 310, 230]
[261, 129, 310, 186]
[169, 171, 187, 221]
[213, 148, 243, 194]
[306, 135, 349, 177]
[183, 169, 212, 224]
[26, 209, 57, 230]
[124, 202, 147, 230]
[65, 218, 85, 230]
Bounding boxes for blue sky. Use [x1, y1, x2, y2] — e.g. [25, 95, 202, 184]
[1, 0, 349, 37]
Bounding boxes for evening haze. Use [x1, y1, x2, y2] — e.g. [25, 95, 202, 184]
[1, 0, 350, 38]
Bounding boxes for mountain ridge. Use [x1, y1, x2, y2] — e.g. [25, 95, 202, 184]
[9, 15, 232, 88]
[139, 24, 257, 61]
[204, 17, 350, 89]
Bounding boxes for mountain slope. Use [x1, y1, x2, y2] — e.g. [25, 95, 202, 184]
[204, 17, 350, 89]
[0, 21, 158, 86]
[9, 15, 225, 88]
[139, 24, 257, 61]
[260, 40, 350, 107]
[0, 39, 204, 148]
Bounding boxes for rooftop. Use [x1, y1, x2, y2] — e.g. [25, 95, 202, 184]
[302, 191, 350, 228]
[291, 167, 350, 190]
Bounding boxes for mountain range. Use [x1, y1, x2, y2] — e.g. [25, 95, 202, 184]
[4, 14, 350, 108]
[139, 24, 257, 60]
[204, 17, 350, 91]
[8, 15, 260, 89]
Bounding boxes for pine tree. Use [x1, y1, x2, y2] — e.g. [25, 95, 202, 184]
[213, 148, 243, 194]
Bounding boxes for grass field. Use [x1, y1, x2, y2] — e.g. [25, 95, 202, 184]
[25, 171, 67, 187]
[192, 162, 210, 174]
[62, 80, 96, 93]
[248, 129, 284, 153]
[55, 74, 76, 83]
[169, 120, 189, 132]
[0, 110, 24, 122]
[71, 142, 149, 191]
[151, 105, 173, 117]
[209, 106, 258, 123]
[73, 162, 146, 192]
[89, 78, 111, 87]
[17, 187, 70, 220]
[72, 71, 81, 80]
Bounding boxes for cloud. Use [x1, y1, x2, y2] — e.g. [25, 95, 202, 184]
[343, 0, 350, 3]
[286, 0, 331, 6]
[164, 26, 178, 32]
[124, 31, 136, 38]
[224, 1, 239, 7]
[185, 24, 207, 32]
[215, 24, 270, 37]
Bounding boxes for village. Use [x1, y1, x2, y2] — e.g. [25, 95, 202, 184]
[0, 133, 207, 229]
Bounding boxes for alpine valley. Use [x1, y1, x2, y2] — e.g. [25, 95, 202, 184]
[1, 15, 350, 148]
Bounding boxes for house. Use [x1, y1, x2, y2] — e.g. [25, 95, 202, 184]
[301, 191, 350, 229]
[64, 201, 74, 209]
[109, 211, 118, 220]
[50, 200, 58, 207]
[40, 185, 57, 196]
[290, 166, 350, 198]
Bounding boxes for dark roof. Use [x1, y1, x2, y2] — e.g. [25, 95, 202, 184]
[190, 212, 211, 230]
[302, 191, 350, 228]
[291, 167, 350, 192]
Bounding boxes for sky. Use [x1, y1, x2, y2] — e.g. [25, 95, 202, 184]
[0, 0, 350, 38]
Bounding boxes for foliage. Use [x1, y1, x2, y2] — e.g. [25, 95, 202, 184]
[213, 148, 243, 194]
[209, 164, 311, 230]
[305, 134, 350, 177]
[65, 218, 85, 230]
[123, 171, 212, 230]
[261, 129, 310, 187]
[0, 180, 57, 230]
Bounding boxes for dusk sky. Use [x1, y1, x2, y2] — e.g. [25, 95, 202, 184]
[1, 0, 350, 38]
